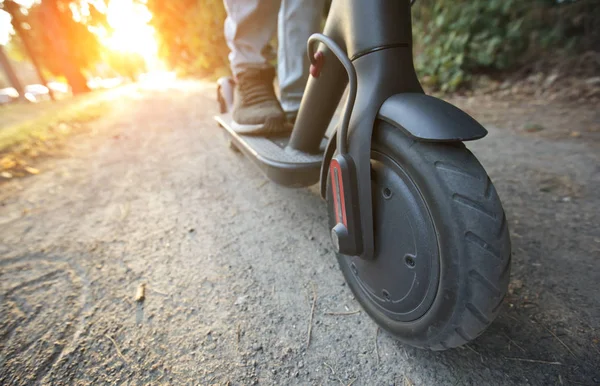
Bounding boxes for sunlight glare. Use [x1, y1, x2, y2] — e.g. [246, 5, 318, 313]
[104, 0, 157, 62]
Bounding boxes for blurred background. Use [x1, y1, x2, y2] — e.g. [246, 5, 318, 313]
[0, 0, 160, 104]
[0, 0, 598, 105]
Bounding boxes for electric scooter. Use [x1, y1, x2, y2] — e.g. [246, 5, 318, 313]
[215, 0, 511, 350]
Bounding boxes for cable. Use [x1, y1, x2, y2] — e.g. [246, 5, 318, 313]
[307, 33, 356, 155]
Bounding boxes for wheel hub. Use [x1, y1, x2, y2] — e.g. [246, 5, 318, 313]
[342, 152, 440, 322]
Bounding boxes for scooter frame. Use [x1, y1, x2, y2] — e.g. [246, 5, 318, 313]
[284, 0, 488, 260]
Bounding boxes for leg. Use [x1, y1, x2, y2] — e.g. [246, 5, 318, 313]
[224, 0, 280, 76]
[277, 0, 326, 118]
[223, 0, 289, 134]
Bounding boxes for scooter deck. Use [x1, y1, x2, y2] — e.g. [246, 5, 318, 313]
[215, 113, 326, 187]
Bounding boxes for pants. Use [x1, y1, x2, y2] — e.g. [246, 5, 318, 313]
[224, 0, 325, 113]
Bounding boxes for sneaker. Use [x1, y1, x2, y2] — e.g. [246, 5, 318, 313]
[232, 67, 288, 135]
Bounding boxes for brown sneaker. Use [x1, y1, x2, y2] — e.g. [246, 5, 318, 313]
[232, 68, 288, 135]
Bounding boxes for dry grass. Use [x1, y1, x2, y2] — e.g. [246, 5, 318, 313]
[0, 94, 110, 152]
[0, 90, 114, 180]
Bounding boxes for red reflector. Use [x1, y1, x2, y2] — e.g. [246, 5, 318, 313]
[330, 159, 347, 226]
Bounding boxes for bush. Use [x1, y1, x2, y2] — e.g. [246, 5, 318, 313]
[412, 0, 596, 91]
[147, 0, 229, 77]
[147, 0, 598, 86]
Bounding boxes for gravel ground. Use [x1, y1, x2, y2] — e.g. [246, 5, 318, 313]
[1, 80, 599, 385]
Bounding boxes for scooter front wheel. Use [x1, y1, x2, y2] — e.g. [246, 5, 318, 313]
[327, 120, 511, 350]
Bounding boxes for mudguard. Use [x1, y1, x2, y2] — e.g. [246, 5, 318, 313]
[377, 93, 488, 142]
[320, 93, 488, 198]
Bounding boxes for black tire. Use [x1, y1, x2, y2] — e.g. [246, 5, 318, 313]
[327, 120, 511, 350]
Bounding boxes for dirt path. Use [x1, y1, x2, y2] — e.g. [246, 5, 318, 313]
[1, 80, 599, 385]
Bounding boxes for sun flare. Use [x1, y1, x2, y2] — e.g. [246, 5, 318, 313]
[103, 0, 158, 61]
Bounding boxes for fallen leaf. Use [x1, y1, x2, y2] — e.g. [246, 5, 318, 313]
[24, 166, 40, 175]
[570, 131, 581, 137]
[508, 279, 524, 294]
[1, 171, 13, 179]
[0, 157, 16, 169]
[135, 283, 146, 302]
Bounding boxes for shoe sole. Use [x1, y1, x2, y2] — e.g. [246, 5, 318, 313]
[231, 117, 292, 136]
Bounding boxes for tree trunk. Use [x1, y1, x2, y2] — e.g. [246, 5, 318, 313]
[0, 44, 27, 101]
[40, 0, 90, 94]
[4, 0, 56, 100]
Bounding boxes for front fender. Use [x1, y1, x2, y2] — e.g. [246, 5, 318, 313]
[319, 93, 487, 199]
[377, 93, 487, 142]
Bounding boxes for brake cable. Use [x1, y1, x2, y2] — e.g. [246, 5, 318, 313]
[307, 34, 356, 155]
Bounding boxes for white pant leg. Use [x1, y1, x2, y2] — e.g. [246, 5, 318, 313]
[224, 0, 281, 76]
[277, 0, 325, 113]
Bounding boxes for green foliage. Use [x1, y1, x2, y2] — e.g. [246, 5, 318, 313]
[147, 0, 229, 77]
[412, 0, 592, 91]
[147, 0, 597, 85]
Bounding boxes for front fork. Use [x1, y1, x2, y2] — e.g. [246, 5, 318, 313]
[290, 42, 423, 260]
[288, 0, 422, 260]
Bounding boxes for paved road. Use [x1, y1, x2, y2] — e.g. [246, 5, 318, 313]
[1, 81, 598, 385]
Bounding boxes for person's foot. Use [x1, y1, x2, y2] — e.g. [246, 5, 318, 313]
[232, 68, 288, 135]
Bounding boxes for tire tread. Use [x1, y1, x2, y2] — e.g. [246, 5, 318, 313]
[425, 140, 511, 349]
[464, 231, 502, 260]
[469, 269, 501, 297]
